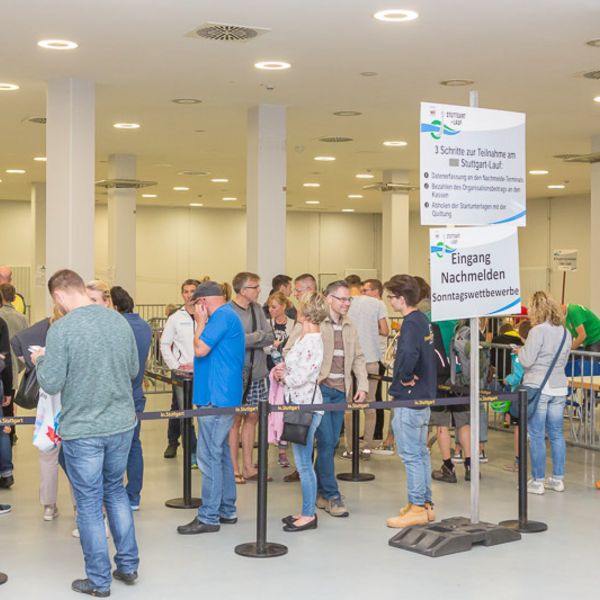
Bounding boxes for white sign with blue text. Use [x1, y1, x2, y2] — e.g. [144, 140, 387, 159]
[420, 102, 526, 227]
[429, 225, 521, 322]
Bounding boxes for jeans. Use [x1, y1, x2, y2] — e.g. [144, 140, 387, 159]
[528, 394, 566, 480]
[0, 402, 13, 478]
[167, 383, 197, 449]
[392, 407, 432, 505]
[196, 413, 236, 525]
[62, 429, 138, 592]
[315, 385, 346, 500]
[126, 405, 144, 506]
[292, 413, 322, 517]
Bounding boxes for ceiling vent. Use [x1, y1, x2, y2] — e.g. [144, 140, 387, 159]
[186, 22, 271, 42]
[95, 179, 157, 189]
[362, 182, 418, 192]
[22, 116, 46, 125]
[556, 152, 600, 164]
[178, 170, 210, 176]
[318, 136, 353, 143]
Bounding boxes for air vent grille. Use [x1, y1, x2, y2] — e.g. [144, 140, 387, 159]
[318, 136, 353, 143]
[23, 116, 46, 125]
[557, 152, 600, 164]
[95, 179, 157, 189]
[187, 22, 270, 42]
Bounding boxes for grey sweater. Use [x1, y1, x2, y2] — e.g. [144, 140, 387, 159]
[36, 304, 139, 440]
[519, 322, 571, 389]
[230, 300, 274, 381]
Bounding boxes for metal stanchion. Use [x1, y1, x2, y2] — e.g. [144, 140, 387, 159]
[166, 372, 201, 509]
[500, 389, 548, 533]
[235, 399, 287, 558]
[337, 408, 375, 482]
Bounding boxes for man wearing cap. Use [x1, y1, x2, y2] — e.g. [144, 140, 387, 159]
[177, 281, 245, 534]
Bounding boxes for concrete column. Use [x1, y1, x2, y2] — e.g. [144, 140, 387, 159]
[46, 78, 95, 289]
[381, 169, 410, 281]
[246, 105, 286, 298]
[107, 154, 137, 296]
[591, 136, 600, 313]
[30, 182, 47, 321]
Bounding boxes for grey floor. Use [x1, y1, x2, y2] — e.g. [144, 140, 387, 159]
[2, 394, 600, 599]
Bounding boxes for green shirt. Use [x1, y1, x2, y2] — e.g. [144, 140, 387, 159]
[566, 304, 600, 347]
[36, 304, 139, 441]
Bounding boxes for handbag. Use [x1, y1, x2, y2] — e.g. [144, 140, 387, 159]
[280, 383, 318, 446]
[14, 367, 40, 410]
[509, 327, 567, 419]
[33, 388, 62, 452]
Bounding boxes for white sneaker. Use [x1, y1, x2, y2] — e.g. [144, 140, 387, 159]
[43, 505, 59, 521]
[544, 477, 565, 492]
[527, 479, 545, 495]
[451, 449, 464, 464]
[359, 448, 372, 460]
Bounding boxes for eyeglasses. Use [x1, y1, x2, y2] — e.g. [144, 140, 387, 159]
[386, 294, 400, 300]
[243, 285, 260, 290]
[331, 295, 352, 304]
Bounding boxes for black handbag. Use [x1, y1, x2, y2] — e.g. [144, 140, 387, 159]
[14, 368, 40, 410]
[281, 383, 318, 446]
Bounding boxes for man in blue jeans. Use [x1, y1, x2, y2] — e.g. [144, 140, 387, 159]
[177, 281, 245, 534]
[34, 269, 140, 597]
[384, 274, 437, 528]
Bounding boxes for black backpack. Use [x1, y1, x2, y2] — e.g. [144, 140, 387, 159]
[431, 322, 450, 384]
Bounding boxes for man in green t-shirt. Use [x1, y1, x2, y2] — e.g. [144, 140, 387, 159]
[564, 304, 600, 351]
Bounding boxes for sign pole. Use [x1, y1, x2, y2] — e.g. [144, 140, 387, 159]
[561, 272, 566, 304]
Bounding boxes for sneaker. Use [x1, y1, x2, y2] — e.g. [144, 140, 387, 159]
[43, 505, 59, 521]
[326, 496, 349, 518]
[130, 505, 140, 512]
[112, 569, 138, 585]
[0, 504, 11, 515]
[451, 449, 464, 464]
[316, 495, 328, 510]
[0, 475, 14, 489]
[359, 448, 372, 460]
[432, 464, 457, 483]
[465, 466, 471, 482]
[527, 479, 545, 495]
[544, 477, 565, 492]
[479, 450, 489, 464]
[341, 450, 353, 460]
[71, 578, 110, 597]
[163, 442, 178, 459]
[371, 444, 394, 456]
[386, 504, 429, 528]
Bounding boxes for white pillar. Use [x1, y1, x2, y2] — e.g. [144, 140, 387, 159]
[591, 136, 600, 313]
[107, 154, 137, 296]
[246, 105, 286, 298]
[30, 182, 47, 321]
[46, 78, 95, 289]
[381, 169, 410, 281]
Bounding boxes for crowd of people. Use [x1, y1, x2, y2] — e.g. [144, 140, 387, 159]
[0, 262, 593, 594]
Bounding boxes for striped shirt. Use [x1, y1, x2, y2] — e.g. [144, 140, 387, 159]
[323, 323, 345, 392]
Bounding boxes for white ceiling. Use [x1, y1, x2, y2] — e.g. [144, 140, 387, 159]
[0, 0, 599, 213]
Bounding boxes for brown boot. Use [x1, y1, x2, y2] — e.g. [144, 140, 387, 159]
[386, 505, 429, 529]
[398, 502, 412, 516]
[424, 501, 436, 522]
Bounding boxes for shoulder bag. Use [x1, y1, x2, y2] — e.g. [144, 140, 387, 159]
[280, 383, 318, 446]
[14, 367, 40, 410]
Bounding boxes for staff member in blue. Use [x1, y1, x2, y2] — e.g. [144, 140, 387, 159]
[384, 274, 437, 529]
[177, 281, 245, 534]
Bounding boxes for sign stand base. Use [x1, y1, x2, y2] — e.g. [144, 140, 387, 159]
[388, 516, 521, 558]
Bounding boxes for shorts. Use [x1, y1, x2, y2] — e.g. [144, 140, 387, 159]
[244, 377, 268, 406]
[429, 405, 470, 429]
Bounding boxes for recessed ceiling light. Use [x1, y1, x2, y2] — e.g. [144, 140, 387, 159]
[254, 61, 291, 70]
[528, 170, 549, 175]
[373, 9, 419, 22]
[33, 156, 47, 162]
[348, 194, 364, 199]
[5, 169, 25, 174]
[314, 156, 336, 161]
[173, 186, 190, 191]
[356, 173, 374, 179]
[222, 197, 238, 201]
[142, 194, 157, 198]
[0, 179, 3, 183]
[360, 72, 378, 77]
[37, 39, 78, 50]
[342, 208, 355, 213]
[440, 79, 475, 87]
[333, 110, 362, 117]
[172, 98, 202, 104]
[594, 96, 600, 103]
[303, 183, 320, 187]
[383, 140, 408, 147]
[547, 184, 565, 189]
[113, 123, 140, 129]
[0, 83, 19, 91]
[189, 203, 204, 207]
[586, 39, 600, 47]
[305, 200, 320, 205]
[210, 178, 229, 183]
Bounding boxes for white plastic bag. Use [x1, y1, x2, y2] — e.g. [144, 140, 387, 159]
[33, 389, 62, 452]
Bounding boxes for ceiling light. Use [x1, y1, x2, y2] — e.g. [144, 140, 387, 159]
[440, 79, 475, 87]
[33, 156, 47, 162]
[173, 186, 190, 191]
[547, 184, 565, 189]
[303, 183, 320, 187]
[142, 194, 157, 198]
[314, 156, 335, 161]
[254, 61, 291, 70]
[189, 203, 204, 207]
[0, 83, 19, 91]
[373, 9, 419, 22]
[528, 170, 549, 175]
[222, 197, 238, 201]
[37, 39, 78, 50]
[594, 96, 600, 103]
[172, 98, 202, 104]
[305, 200, 320, 205]
[356, 173, 374, 179]
[586, 39, 600, 47]
[342, 208, 355, 213]
[6, 169, 25, 174]
[333, 110, 362, 117]
[348, 194, 364, 199]
[0, 179, 2, 183]
[383, 140, 408, 147]
[210, 178, 229, 183]
[113, 123, 140, 129]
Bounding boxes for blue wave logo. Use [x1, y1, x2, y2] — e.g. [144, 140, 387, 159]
[421, 120, 460, 140]
[430, 241, 456, 258]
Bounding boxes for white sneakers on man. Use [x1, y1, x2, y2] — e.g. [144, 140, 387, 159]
[544, 477, 565, 492]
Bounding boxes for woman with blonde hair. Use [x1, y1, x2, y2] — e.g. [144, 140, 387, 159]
[86, 280, 113, 308]
[518, 291, 571, 494]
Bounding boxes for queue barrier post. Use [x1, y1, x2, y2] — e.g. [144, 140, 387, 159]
[499, 389, 548, 533]
[165, 372, 201, 509]
[235, 399, 288, 558]
[337, 407, 375, 483]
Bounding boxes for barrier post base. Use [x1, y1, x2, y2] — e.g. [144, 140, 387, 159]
[165, 497, 201, 509]
[234, 542, 288, 558]
[337, 472, 375, 482]
[388, 516, 521, 558]
[498, 519, 547, 534]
